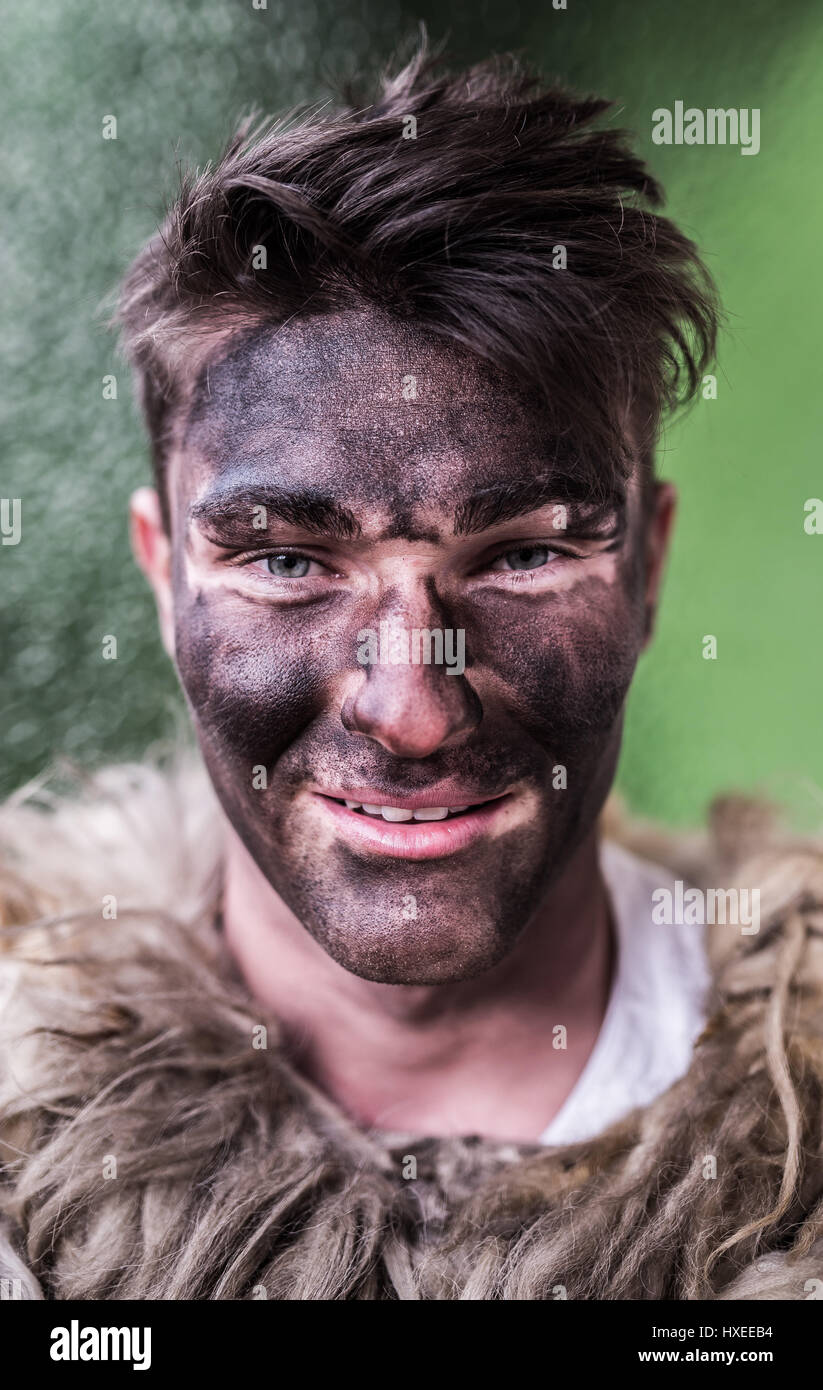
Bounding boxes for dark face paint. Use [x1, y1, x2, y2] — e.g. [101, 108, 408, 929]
[167, 308, 650, 984]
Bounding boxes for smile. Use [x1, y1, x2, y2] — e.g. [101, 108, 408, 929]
[313, 790, 513, 860]
[338, 799, 473, 822]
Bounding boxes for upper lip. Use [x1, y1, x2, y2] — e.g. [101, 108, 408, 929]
[312, 784, 510, 811]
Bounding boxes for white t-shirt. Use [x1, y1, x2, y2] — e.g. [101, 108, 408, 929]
[538, 840, 710, 1146]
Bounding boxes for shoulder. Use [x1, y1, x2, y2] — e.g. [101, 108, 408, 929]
[600, 789, 823, 981]
[0, 752, 223, 940]
[0, 752, 227, 1135]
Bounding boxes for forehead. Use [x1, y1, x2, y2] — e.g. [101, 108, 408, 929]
[172, 309, 622, 526]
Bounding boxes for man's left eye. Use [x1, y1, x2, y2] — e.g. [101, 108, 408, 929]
[491, 544, 557, 572]
[259, 553, 322, 578]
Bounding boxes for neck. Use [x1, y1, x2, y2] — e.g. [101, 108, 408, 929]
[222, 825, 615, 1144]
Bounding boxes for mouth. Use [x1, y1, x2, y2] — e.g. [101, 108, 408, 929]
[312, 789, 513, 860]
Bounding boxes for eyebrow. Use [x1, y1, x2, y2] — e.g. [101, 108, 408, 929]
[188, 486, 362, 541]
[453, 473, 627, 537]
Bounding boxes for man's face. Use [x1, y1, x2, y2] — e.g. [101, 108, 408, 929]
[136, 308, 673, 985]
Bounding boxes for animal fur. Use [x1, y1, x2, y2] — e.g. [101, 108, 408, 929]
[1, 754, 822, 1300]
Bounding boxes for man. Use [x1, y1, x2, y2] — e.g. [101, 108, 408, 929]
[1, 47, 822, 1301]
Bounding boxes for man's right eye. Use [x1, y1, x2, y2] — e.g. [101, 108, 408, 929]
[258, 553, 322, 578]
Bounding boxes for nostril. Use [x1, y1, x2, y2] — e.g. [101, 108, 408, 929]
[340, 694, 361, 735]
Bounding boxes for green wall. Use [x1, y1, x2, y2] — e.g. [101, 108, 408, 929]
[2, 0, 821, 828]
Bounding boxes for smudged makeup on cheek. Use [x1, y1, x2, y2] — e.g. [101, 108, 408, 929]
[172, 576, 327, 769]
[163, 310, 653, 982]
[463, 558, 648, 859]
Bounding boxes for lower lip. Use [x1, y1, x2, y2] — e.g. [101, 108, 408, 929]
[315, 795, 511, 860]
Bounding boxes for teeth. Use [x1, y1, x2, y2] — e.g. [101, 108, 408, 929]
[340, 800, 471, 822]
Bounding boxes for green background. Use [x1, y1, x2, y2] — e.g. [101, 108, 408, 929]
[2, 0, 821, 827]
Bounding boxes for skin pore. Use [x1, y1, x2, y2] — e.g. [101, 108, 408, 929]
[131, 307, 675, 1142]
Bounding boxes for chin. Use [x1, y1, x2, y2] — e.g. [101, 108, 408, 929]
[302, 902, 514, 985]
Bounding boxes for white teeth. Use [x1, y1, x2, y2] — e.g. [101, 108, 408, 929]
[340, 799, 471, 822]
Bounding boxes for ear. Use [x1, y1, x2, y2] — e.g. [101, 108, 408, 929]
[130, 487, 175, 659]
[641, 481, 677, 648]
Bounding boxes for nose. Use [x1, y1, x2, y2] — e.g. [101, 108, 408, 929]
[340, 607, 481, 758]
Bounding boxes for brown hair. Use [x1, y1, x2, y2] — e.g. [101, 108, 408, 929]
[115, 41, 721, 522]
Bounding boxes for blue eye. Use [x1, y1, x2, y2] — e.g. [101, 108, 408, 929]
[499, 545, 553, 572]
[266, 553, 312, 578]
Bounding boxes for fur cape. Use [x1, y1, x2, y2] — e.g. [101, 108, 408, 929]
[1, 756, 822, 1301]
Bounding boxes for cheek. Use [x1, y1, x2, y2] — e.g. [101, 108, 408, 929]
[173, 587, 329, 766]
[465, 575, 645, 745]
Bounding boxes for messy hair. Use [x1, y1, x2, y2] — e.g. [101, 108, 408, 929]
[115, 40, 721, 522]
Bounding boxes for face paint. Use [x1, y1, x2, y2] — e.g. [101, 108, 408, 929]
[167, 308, 650, 985]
